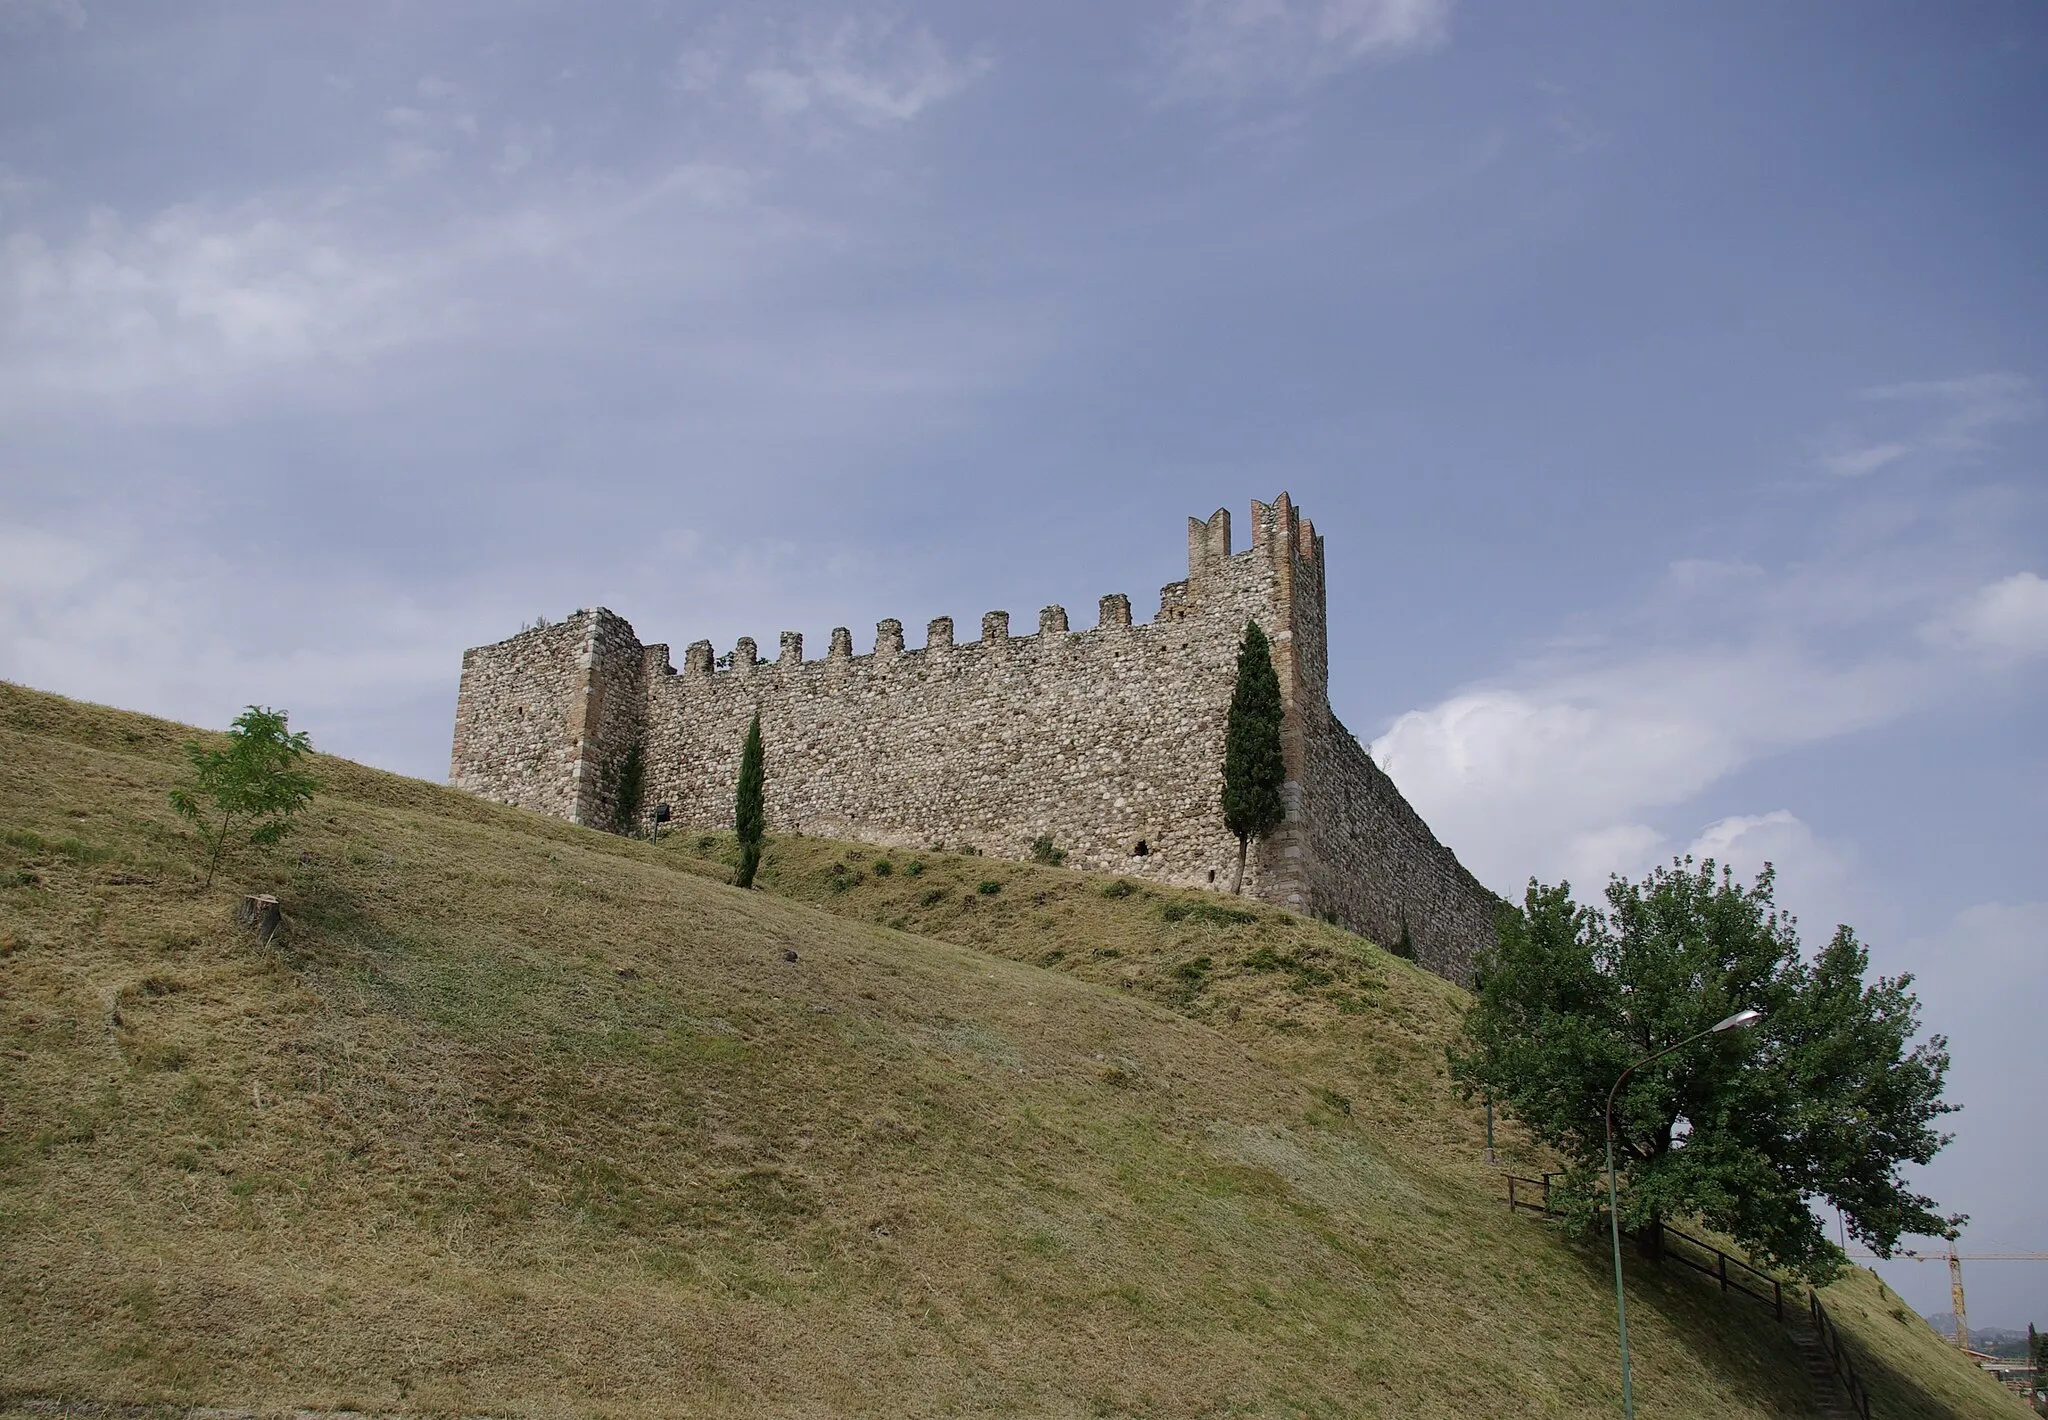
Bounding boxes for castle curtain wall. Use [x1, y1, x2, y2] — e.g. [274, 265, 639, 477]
[449, 496, 1501, 982]
[449, 617, 594, 822]
[636, 520, 1300, 903]
[449, 608, 657, 829]
[1298, 715, 1501, 984]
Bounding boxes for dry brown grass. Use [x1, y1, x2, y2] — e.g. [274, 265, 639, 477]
[0, 682, 2025, 1419]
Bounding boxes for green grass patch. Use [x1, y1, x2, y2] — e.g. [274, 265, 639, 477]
[1161, 899, 1258, 927]
[0, 679, 2013, 1420]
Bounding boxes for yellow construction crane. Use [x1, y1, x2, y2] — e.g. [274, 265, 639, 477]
[1857, 1245, 2048, 1350]
[1948, 1244, 1965, 1351]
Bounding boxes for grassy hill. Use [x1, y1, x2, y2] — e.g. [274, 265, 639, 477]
[0, 682, 2025, 1419]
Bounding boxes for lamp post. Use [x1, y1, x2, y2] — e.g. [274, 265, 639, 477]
[1605, 1007, 1763, 1419]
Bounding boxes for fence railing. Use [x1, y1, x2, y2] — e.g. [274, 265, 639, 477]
[1809, 1289, 1873, 1420]
[1495, 1174, 1887, 1417]
[1502, 1172, 1562, 1216]
[1498, 1177, 1783, 1319]
[1495, 1175, 1877, 1415]
[1658, 1223, 1783, 1320]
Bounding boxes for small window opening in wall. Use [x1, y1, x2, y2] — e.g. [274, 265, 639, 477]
[1207, 869, 1216, 884]
[1132, 840, 1149, 857]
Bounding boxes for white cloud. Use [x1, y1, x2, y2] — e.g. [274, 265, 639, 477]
[1664, 557, 1762, 591]
[1535, 80, 1610, 156]
[385, 140, 448, 178]
[376, 82, 483, 176]
[1814, 371, 2041, 476]
[736, 15, 991, 128]
[673, 41, 728, 96]
[1373, 375, 2044, 903]
[1936, 571, 2048, 659]
[0, 154, 800, 415]
[0, 494, 911, 782]
[490, 122, 554, 179]
[1159, 0, 1450, 100]
[1555, 822, 1662, 893]
[1372, 638, 1920, 894]
[1821, 441, 1909, 478]
[1683, 810, 1859, 934]
[1859, 371, 2043, 444]
[0, 0, 86, 31]
[1937, 901, 2048, 976]
[0, 200, 438, 408]
[1687, 808, 1806, 864]
[1867, 901, 2048, 1322]
[1371, 500, 2044, 900]
[0, 511, 456, 774]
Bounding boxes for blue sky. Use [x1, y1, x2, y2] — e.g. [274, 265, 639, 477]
[2, 0, 2043, 1327]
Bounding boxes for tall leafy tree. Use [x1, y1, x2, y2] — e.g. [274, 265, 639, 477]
[734, 711, 765, 888]
[168, 706, 320, 890]
[1449, 859, 1957, 1280]
[1221, 620, 1286, 895]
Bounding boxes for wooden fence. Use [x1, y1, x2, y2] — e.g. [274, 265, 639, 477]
[1498, 1175, 1882, 1415]
[1501, 1177, 1780, 1318]
[1502, 1172, 1562, 1217]
[1659, 1223, 1784, 1320]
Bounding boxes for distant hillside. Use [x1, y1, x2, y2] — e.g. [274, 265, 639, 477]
[1922, 1319, 2037, 1359]
[0, 682, 2025, 1419]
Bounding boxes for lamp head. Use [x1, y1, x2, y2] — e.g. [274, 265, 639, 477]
[1712, 1008, 1763, 1033]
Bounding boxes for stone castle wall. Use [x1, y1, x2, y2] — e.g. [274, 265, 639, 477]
[449, 495, 1501, 981]
[449, 617, 589, 822]
[1299, 716, 1497, 985]
[450, 610, 651, 826]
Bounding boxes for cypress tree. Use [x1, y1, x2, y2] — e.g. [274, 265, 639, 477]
[734, 711, 765, 888]
[1221, 620, 1286, 895]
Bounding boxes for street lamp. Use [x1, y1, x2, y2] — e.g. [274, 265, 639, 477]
[1605, 1007, 1763, 1418]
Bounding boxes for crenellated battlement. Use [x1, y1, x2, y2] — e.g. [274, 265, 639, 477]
[658, 572, 1269, 681]
[449, 494, 1495, 982]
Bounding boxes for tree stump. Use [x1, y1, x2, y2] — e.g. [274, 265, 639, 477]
[237, 893, 282, 945]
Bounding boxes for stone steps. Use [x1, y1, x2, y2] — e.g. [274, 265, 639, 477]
[1795, 1323, 1858, 1420]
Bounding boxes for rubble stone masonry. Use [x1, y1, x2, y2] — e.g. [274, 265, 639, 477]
[449, 495, 1501, 983]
